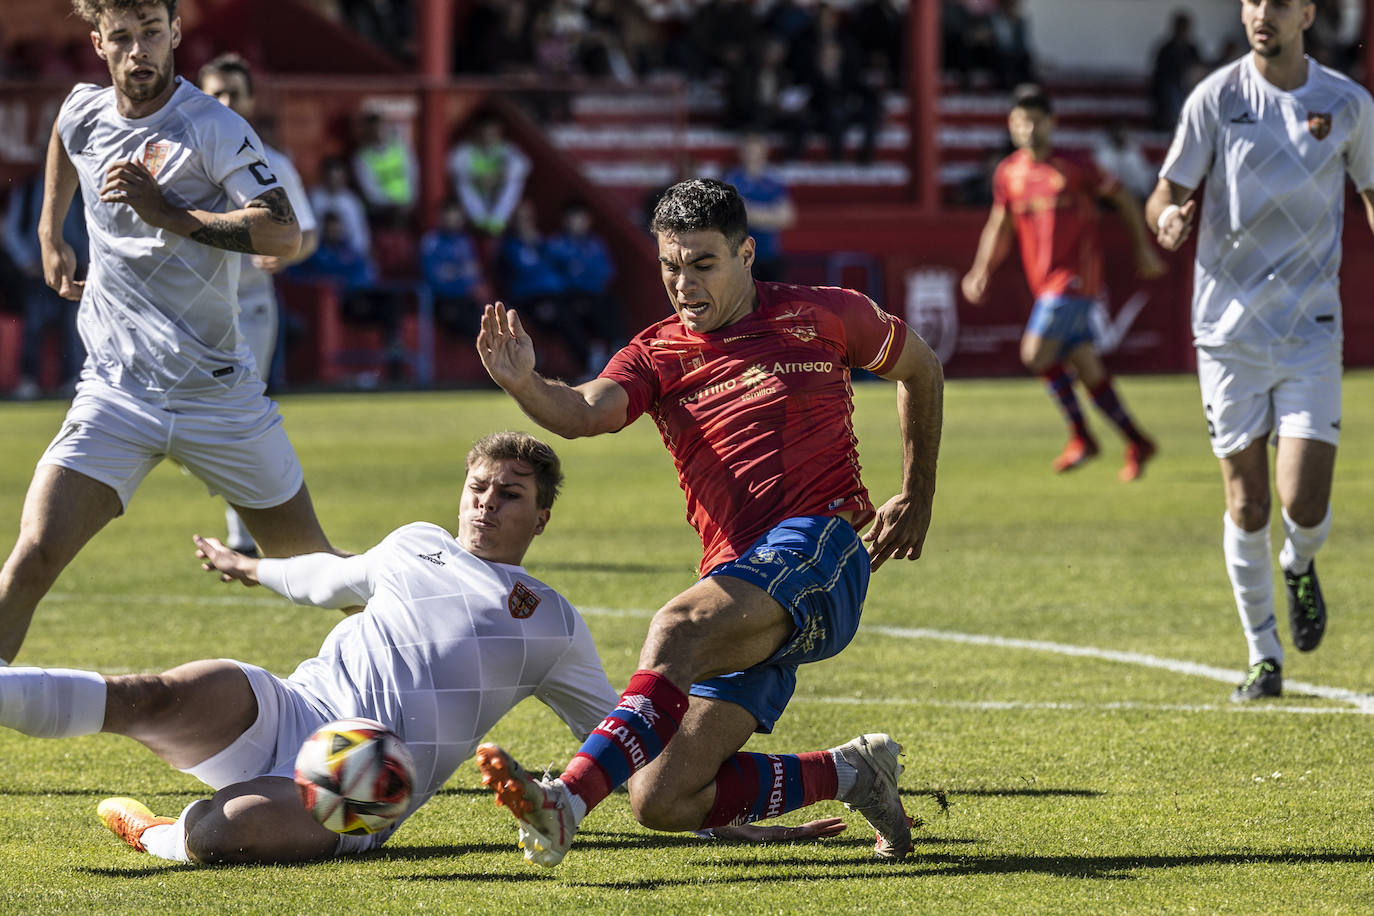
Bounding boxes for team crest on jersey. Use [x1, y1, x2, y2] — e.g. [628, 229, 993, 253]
[1307, 112, 1332, 140]
[679, 350, 705, 374]
[141, 140, 171, 176]
[508, 581, 540, 619]
[788, 325, 818, 343]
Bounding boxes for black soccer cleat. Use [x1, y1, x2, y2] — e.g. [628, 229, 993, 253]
[1230, 658, 1282, 703]
[1285, 562, 1326, 652]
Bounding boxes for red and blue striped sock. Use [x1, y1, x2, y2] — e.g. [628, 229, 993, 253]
[1089, 376, 1145, 443]
[1042, 365, 1090, 439]
[560, 670, 689, 814]
[700, 751, 838, 828]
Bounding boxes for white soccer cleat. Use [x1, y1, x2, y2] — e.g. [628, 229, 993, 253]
[835, 733, 914, 859]
[475, 743, 578, 867]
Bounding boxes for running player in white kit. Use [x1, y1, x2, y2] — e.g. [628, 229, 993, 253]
[198, 52, 320, 556]
[1147, 0, 1374, 701]
[0, 0, 335, 664]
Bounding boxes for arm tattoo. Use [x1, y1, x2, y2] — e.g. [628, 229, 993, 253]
[190, 216, 257, 253]
[246, 186, 297, 226]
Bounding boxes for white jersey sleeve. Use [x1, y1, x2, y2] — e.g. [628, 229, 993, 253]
[57, 78, 285, 400]
[536, 621, 620, 739]
[236, 143, 316, 320]
[1159, 68, 1221, 192]
[255, 552, 375, 608]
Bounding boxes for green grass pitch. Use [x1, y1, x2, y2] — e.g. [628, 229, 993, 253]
[1, 371, 1373, 913]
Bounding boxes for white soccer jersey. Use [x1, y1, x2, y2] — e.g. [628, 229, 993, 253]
[1160, 55, 1374, 347]
[57, 77, 287, 398]
[237, 142, 316, 327]
[259, 523, 617, 832]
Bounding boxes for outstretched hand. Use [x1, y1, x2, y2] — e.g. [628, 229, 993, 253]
[194, 534, 260, 587]
[703, 817, 848, 843]
[864, 492, 933, 571]
[476, 302, 538, 391]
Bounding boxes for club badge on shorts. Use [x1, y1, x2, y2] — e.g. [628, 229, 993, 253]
[1307, 112, 1332, 141]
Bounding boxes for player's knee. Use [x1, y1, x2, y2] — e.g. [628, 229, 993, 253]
[628, 784, 697, 832]
[1230, 496, 1270, 531]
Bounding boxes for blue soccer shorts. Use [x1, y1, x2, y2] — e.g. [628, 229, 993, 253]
[693, 515, 869, 733]
[1026, 293, 1097, 359]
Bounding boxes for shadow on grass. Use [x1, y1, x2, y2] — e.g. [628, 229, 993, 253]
[925, 787, 1105, 798]
[918, 850, 1374, 881]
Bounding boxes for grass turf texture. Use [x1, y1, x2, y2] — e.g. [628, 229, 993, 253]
[2, 372, 1373, 913]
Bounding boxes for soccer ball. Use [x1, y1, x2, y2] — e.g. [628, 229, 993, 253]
[293, 717, 416, 835]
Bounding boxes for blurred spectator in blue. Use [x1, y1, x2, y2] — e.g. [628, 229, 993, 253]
[351, 111, 419, 223]
[309, 156, 372, 256]
[3, 170, 87, 399]
[421, 197, 487, 340]
[722, 134, 795, 282]
[449, 114, 532, 238]
[292, 212, 406, 382]
[1150, 10, 1203, 130]
[497, 200, 593, 377]
[547, 199, 626, 374]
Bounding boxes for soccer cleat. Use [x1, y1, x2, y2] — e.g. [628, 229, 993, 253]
[1285, 562, 1326, 652]
[835, 733, 913, 859]
[1052, 436, 1100, 473]
[97, 797, 174, 853]
[475, 743, 578, 867]
[1118, 437, 1157, 483]
[1230, 658, 1282, 703]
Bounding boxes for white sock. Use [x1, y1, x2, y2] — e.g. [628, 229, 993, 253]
[140, 800, 204, 863]
[552, 778, 587, 825]
[1223, 512, 1282, 666]
[224, 506, 255, 553]
[1278, 505, 1331, 576]
[0, 668, 106, 737]
[830, 749, 857, 802]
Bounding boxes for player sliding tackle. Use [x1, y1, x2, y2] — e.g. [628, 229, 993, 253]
[475, 178, 944, 865]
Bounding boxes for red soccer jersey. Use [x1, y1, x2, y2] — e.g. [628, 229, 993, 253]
[601, 281, 909, 576]
[993, 148, 1120, 299]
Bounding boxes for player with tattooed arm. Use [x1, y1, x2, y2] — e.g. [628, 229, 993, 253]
[0, 0, 337, 664]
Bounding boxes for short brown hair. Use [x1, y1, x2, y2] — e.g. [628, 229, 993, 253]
[199, 51, 254, 97]
[73, 0, 178, 30]
[466, 431, 563, 510]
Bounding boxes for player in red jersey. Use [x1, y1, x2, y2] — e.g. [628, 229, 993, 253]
[962, 84, 1165, 481]
[473, 178, 943, 866]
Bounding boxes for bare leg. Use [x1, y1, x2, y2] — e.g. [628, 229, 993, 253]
[229, 482, 334, 558]
[184, 775, 342, 864]
[0, 465, 123, 663]
[627, 696, 759, 831]
[1274, 437, 1336, 525]
[1219, 439, 1272, 531]
[102, 659, 259, 767]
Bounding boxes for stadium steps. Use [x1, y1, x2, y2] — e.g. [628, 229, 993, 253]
[545, 79, 1169, 211]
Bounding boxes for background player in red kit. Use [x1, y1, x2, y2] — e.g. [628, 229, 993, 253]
[963, 84, 1165, 481]
[473, 178, 943, 866]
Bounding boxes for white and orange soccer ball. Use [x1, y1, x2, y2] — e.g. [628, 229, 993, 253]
[293, 717, 416, 835]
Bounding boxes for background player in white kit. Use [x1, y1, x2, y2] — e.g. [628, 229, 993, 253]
[0, 0, 335, 664]
[198, 52, 320, 556]
[1146, 0, 1374, 701]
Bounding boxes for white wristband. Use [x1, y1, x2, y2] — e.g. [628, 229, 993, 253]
[1156, 204, 1180, 232]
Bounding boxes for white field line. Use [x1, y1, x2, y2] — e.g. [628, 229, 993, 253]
[50, 596, 1374, 713]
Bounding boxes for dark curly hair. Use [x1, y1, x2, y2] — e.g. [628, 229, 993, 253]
[649, 178, 750, 253]
[73, 0, 178, 30]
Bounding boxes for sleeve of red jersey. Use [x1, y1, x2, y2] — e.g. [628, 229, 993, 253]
[834, 289, 909, 375]
[598, 333, 659, 430]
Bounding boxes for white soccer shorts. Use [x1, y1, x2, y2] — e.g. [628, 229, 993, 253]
[178, 661, 380, 856]
[1196, 336, 1342, 459]
[38, 377, 305, 510]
